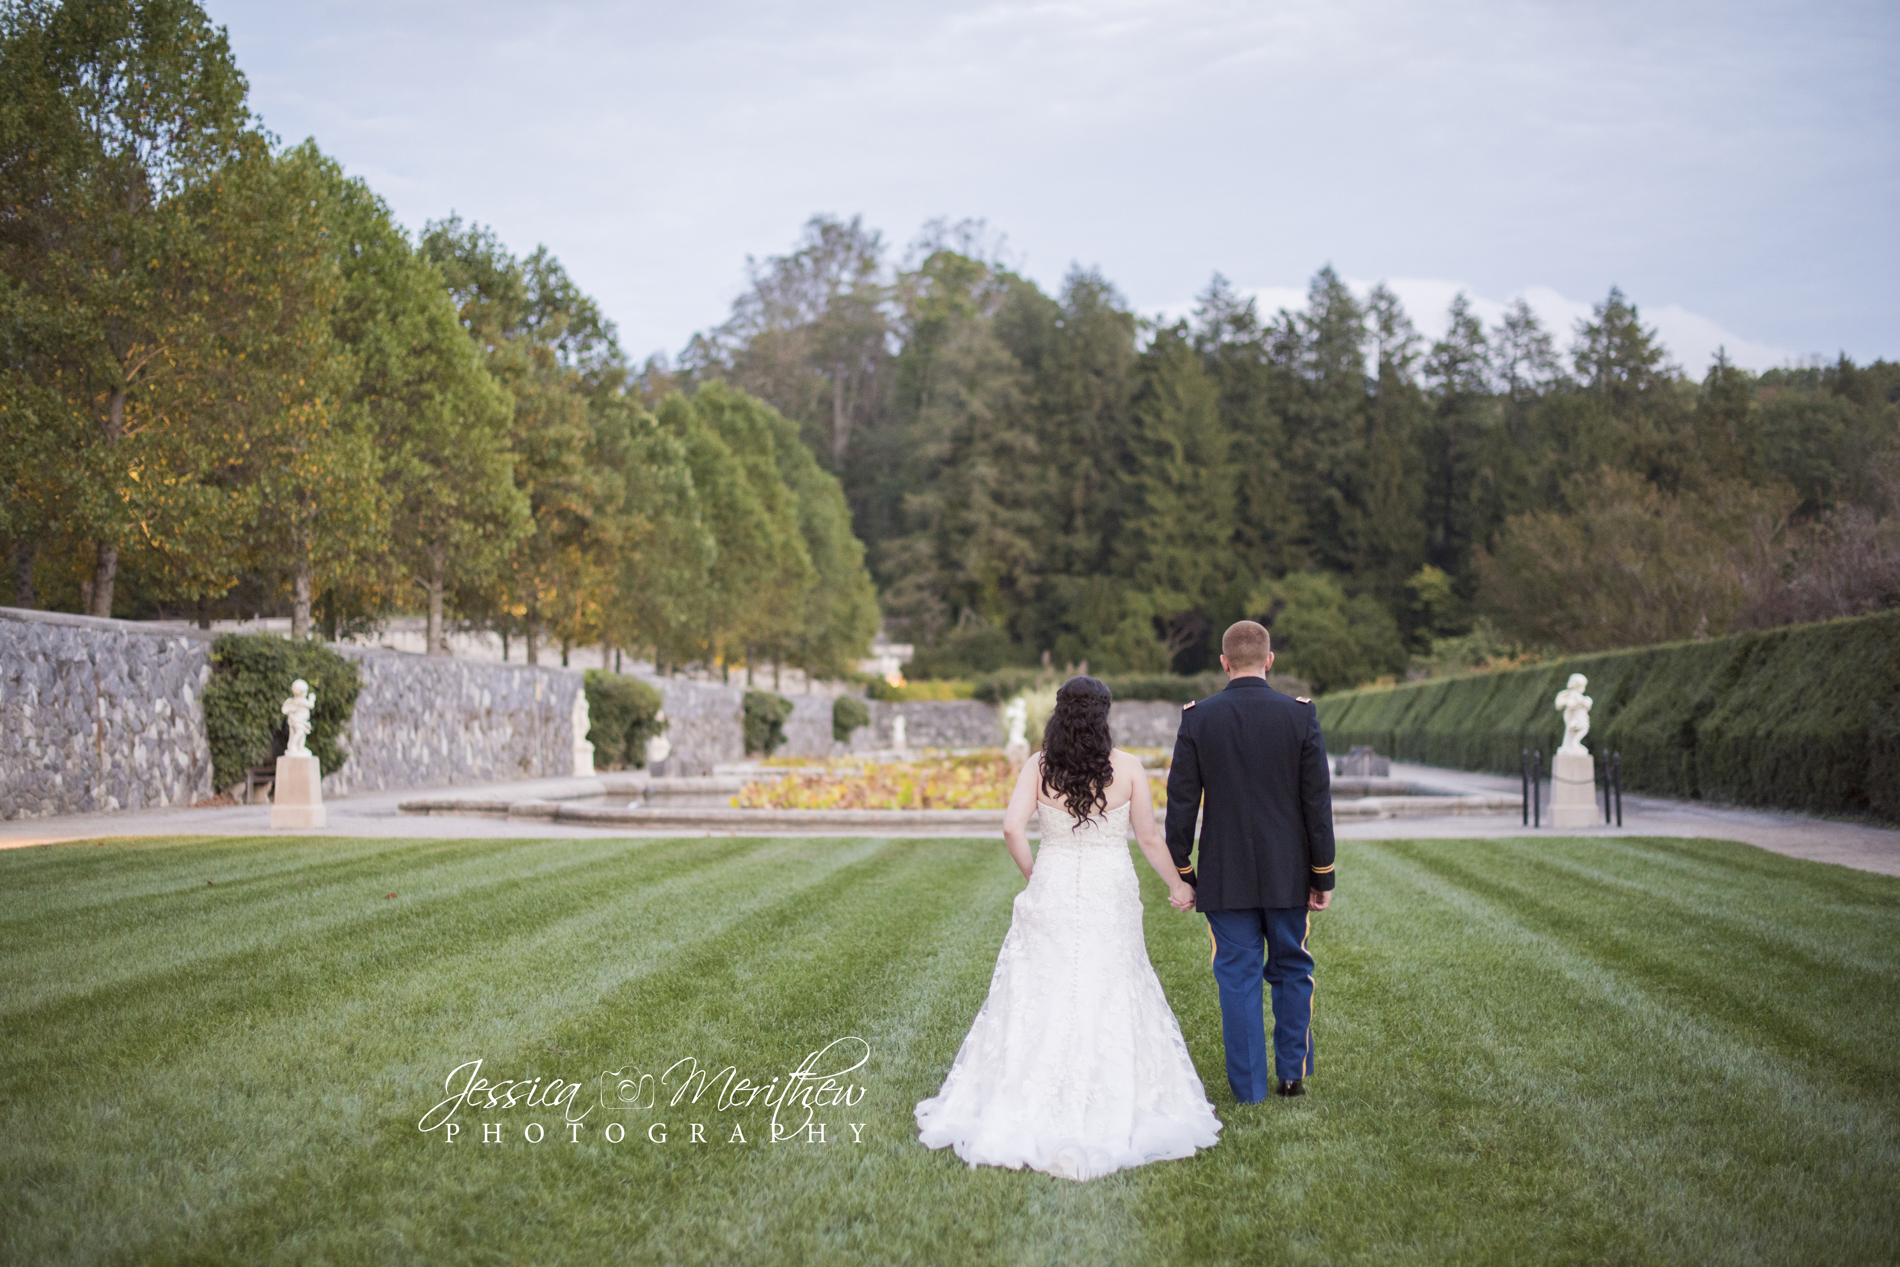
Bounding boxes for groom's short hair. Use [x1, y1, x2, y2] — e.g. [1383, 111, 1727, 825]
[1221, 621, 1271, 669]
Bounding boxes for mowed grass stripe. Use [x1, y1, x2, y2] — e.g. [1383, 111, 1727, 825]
[0, 834, 772, 1062]
[0, 835, 634, 1009]
[1397, 838, 1900, 1097]
[100, 836, 1143, 1266]
[1372, 838, 1900, 1262]
[5, 833, 1897, 1266]
[1133, 841, 1650, 1265]
[2, 835, 894, 1265]
[1487, 834, 1900, 977]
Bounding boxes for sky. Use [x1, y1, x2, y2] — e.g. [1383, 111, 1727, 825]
[207, 0, 1899, 375]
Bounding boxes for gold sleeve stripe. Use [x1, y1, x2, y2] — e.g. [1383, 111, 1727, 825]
[1176, 865, 1194, 874]
[1310, 864, 1335, 874]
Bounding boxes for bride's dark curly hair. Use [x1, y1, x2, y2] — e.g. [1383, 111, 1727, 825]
[1039, 676, 1116, 823]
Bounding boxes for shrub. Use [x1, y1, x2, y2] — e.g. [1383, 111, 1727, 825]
[583, 672, 666, 769]
[832, 694, 870, 743]
[1317, 610, 1900, 822]
[868, 678, 975, 702]
[203, 635, 362, 792]
[744, 690, 795, 757]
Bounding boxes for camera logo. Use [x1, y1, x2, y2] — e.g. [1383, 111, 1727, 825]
[599, 1065, 656, 1112]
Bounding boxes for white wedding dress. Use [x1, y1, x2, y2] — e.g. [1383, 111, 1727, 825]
[914, 800, 1222, 1180]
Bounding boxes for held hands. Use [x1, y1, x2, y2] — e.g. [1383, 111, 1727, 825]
[1168, 881, 1197, 912]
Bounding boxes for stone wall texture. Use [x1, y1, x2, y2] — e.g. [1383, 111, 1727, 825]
[1109, 701, 1184, 751]
[322, 648, 582, 797]
[642, 677, 745, 776]
[849, 700, 1003, 751]
[781, 693, 841, 759]
[1, 608, 215, 818]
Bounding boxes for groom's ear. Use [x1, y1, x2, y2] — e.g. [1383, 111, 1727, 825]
[1265, 651, 1274, 672]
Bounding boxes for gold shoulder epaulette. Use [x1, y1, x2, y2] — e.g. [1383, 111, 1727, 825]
[1183, 699, 1197, 709]
[1296, 696, 1312, 704]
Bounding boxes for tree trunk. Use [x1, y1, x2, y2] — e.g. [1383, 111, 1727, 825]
[89, 385, 128, 618]
[526, 618, 539, 666]
[832, 372, 849, 464]
[500, 630, 510, 661]
[196, 596, 211, 631]
[11, 539, 35, 608]
[425, 546, 447, 655]
[291, 557, 312, 639]
[91, 542, 118, 618]
[560, 638, 570, 668]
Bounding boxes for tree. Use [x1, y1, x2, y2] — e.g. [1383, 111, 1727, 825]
[309, 152, 526, 653]
[1249, 571, 1405, 694]
[1117, 324, 1240, 671]
[421, 218, 618, 664]
[689, 215, 892, 468]
[0, 0, 256, 616]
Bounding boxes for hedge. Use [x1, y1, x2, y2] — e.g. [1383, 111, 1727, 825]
[1317, 610, 1900, 822]
[583, 672, 666, 769]
[203, 635, 363, 792]
[832, 695, 870, 743]
[744, 690, 795, 757]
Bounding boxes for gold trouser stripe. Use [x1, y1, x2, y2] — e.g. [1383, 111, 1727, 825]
[1303, 912, 1314, 1078]
[1208, 923, 1218, 964]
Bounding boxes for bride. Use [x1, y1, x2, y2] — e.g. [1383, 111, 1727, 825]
[914, 676, 1222, 1180]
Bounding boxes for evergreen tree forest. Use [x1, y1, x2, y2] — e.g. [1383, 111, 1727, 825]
[665, 216, 1900, 691]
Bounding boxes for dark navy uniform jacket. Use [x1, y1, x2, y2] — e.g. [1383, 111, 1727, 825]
[1165, 675, 1337, 911]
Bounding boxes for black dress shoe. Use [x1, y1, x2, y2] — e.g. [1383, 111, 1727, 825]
[1275, 1078, 1306, 1097]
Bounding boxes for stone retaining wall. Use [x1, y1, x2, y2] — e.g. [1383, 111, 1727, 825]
[781, 694, 841, 759]
[849, 700, 1003, 752]
[0, 608, 215, 818]
[323, 648, 582, 797]
[1109, 700, 1183, 750]
[641, 676, 745, 776]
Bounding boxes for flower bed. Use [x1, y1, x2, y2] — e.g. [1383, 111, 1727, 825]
[737, 753, 1168, 811]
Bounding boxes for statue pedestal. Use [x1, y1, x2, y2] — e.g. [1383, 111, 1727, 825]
[270, 755, 326, 829]
[1548, 750, 1598, 829]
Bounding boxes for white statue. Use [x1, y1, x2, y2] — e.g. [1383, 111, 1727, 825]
[571, 688, 596, 777]
[1554, 673, 1592, 754]
[1003, 696, 1030, 769]
[281, 679, 316, 757]
[1004, 697, 1028, 748]
[646, 710, 671, 767]
[891, 714, 908, 753]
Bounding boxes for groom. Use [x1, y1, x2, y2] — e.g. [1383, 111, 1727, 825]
[1165, 620, 1336, 1102]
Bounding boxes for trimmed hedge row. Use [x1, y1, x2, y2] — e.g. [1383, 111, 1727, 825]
[1317, 611, 1900, 822]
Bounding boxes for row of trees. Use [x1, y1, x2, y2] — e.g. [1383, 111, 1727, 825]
[668, 216, 1899, 690]
[0, 0, 878, 677]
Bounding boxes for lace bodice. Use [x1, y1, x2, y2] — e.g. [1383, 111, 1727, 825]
[1035, 799, 1132, 847]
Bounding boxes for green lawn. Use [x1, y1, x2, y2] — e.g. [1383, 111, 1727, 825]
[3, 832, 1896, 1266]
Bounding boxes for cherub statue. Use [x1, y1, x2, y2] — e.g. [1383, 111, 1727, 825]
[1554, 673, 1592, 754]
[282, 679, 317, 757]
[1003, 696, 1030, 770]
